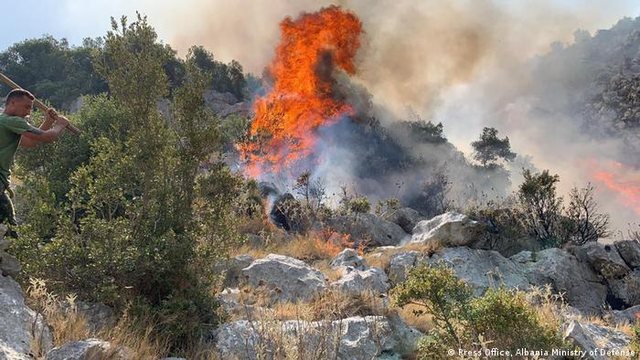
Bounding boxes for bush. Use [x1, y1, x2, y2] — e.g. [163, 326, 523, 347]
[392, 264, 564, 359]
[11, 15, 245, 352]
[517, 169, 563, 247]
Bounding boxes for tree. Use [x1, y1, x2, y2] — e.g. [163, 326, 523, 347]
[12, 14, 244, 351]
[471, 127, 516, 167]
[517, 169, 563, 247]
[564, 183, 611, 244]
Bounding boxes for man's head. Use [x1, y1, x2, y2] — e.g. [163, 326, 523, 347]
[4, 89, 34, 117]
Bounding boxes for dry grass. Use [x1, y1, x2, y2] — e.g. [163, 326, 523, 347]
[232, 229, 361, 264]
[25, 278, 174, 359]
[390, 304, 433, 334]
[363, 240, 442, 271]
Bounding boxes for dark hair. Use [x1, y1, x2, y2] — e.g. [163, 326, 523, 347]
[5, 89, 35, 105]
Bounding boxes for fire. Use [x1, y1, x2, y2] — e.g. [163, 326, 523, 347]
[592, 161, 640, 215]
[239, 6, 362, 178]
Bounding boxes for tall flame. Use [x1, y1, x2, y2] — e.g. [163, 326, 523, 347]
[239, 6, 362, 178]
[592, 161, 640, 216]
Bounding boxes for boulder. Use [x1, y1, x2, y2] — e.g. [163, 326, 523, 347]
[0, 251, 21, 277]
[615, 240, 640, 269]
[427, 247, 530, 295]
[411, 212, 484, 247]
[45, 339, 131, 360]
[563, 320, 632, 360]
[609, 304, 640, 325]
[331, 268, 390, 295]
[74, 302, 115, 333]
[215, 254, 255, 288]
[329, 213, 408, 247]
[570, 243, 630, 279]
[214, 316, 420, 360]
[608, 269, 640, 307]
[0, 274, 52, 359]
[383, 208, 422, 234]
[387, 251, 420, 286]
[524, 248, 608, 315]
[241, 254, 326, 303]
[330, 249, 367, 271]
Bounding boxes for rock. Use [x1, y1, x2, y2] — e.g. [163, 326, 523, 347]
[524, 248, 608, 315]
[241, 254, 326, 303]
[615, 240, 640, 269]
[214, 316, 419, 359]
[215, 254, 255, 288]
[387, 251, 419, 286]
[330, 249, 367, 270]
[75, 302, 115, 333]
[383, 208, 422, 234]
[563, 320, 632, 359]
[0, 274, 52, 359]
[608, 269, 640, 307]
[213, 320, 264, 360]
[609, 304, 640, 325]
[45, 339, 131, 360]
[427, 247, 530, 295]
[411, 211, 484, 247]
[331, 268, 390, 295]
[203, 90, 250, 118]
[0, 251, 21, 277]
[329, 213, 408, 248]
[570, 243, 630, 279]
[471, 232, 540, 258]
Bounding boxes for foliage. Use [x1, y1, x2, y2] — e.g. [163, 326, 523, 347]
[187, 45, 247, 100]
[404, 120, 447, 144]
[517, 169, 563, 247]
[563, 183, 611, 244]
[11, 14, 244, 352]
[404, 169, 452, 218]
[347, 196, 371, 214]
[0, 36, 107, 108]
[471, 127, 516, 167]
[392, 264, 564, 360]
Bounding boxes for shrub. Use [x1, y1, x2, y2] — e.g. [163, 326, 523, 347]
[392, 264, 564, 359]
[517, 169, 563, 247]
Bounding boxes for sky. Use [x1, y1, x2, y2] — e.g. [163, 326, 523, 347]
[2, 0, 640, 73]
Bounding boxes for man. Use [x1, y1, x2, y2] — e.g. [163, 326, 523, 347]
[0, 88, 69, 231]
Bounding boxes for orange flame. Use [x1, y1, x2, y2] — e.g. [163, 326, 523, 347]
[592, 161, 640, 215]
[239, 6, 362, 178]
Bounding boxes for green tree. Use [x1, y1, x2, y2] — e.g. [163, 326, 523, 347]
[12, 14, 244, 351]
[0, 36, 107, 108]
[517, 169, 563, 247]
[471, 127, 516, 167]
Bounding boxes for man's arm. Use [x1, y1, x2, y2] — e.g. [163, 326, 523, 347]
[20, 109, 69, 148]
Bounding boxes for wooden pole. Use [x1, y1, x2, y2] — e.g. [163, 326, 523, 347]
[0, 72, 81, 134]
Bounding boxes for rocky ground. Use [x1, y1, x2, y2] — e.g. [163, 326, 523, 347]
[2, 211, 640, 359]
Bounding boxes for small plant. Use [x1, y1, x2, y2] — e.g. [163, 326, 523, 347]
[392, 264, 565, 359]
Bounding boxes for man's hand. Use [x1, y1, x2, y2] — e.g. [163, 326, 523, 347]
[46, 108, 58, 120]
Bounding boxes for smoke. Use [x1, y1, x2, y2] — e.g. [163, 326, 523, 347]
[114, 0, 640, 233]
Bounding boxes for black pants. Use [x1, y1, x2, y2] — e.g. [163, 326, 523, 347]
[0, 183, 16, 226]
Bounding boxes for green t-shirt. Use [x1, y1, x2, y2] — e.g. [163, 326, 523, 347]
[0, 113, 41, 186]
